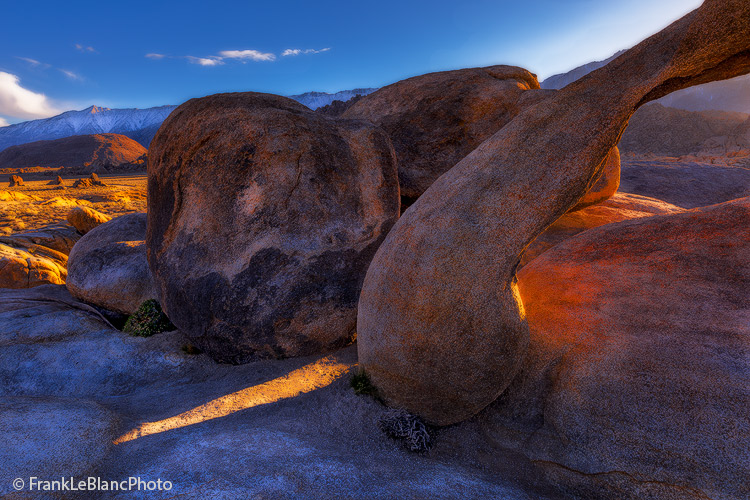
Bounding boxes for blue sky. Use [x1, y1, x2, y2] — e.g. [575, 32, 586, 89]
[0, 0, 701, 125]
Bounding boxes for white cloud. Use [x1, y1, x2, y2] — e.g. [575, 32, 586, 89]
[183, 49, 276, 66]
[0, 117, 9, 127]
[186, 56, 225, 66]
[219, 49, 276, 62]
[59, 69, 84, 81]
[0, 72, 62, 120]
[154, 49, 279, 67]
[282, 48, 330, 57]
[75, 44, 96, 53]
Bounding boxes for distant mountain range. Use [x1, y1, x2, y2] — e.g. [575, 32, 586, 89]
[0, 89, 378, 153]
[0, 105, 176, 153]
[288, 88, 377, 111]
[541, 51, 750, 113]
[541, 51, 626, 90]
[1, 60, 748, 154]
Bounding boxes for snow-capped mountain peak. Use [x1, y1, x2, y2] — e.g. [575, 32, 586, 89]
[0, 89, 378, 152]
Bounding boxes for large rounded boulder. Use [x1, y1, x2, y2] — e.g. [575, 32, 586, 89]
[67, 213, 157, 314]
[342, 65, 540, 200]
[147, 92, 399, 363]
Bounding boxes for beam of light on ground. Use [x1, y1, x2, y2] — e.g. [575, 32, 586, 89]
[114, 355, 354, 444]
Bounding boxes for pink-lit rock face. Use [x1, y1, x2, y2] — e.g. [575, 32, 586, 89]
[148, 92, 400, 364]
[357, 0, 750, 425]
[520, 192, 684, 268]
[482, 198, 750, 500]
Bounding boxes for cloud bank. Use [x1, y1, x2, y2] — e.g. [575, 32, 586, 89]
[0, 72, 62, 120]
[148, 47, 327, 66]
[219, 50, 276, 62]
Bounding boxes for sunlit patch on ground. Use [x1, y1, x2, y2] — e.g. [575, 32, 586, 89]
[114, 355, 355, 444]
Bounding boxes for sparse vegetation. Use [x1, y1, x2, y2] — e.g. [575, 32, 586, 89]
[351, 369, 379, 398]
[378, 410, 434, 453]
[123, 299, 175, 337]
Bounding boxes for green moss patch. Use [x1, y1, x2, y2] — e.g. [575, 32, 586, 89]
[123, 299, 175, 337]
[351, 370, 380, 398]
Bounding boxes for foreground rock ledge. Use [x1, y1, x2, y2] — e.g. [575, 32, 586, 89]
[357, 0, 750, 425]
[148, 92, 400, 363]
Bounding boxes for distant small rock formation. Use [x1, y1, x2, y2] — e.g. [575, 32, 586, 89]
[67, 206, 111, 234]
[8, 175, 23, 187]
[72, 173, 107, 189]
[48, 176, 64, 186]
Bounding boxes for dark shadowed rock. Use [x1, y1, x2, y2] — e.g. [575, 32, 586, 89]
[0, 284, 113, 345]
[357, 0, 750, 425]
[66, 205, 111, 234]
[48, 175, 64, 186]
[148, 92, 399, 363]
[8, 174, 23, 187]
[569, 146, 621, 211]
[478, 198, 749, 500]
[620, 156, 750, 208]
[342, 65, 540, 200]
[67, 213, 157, 315]
[619, 103, 748, 156]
